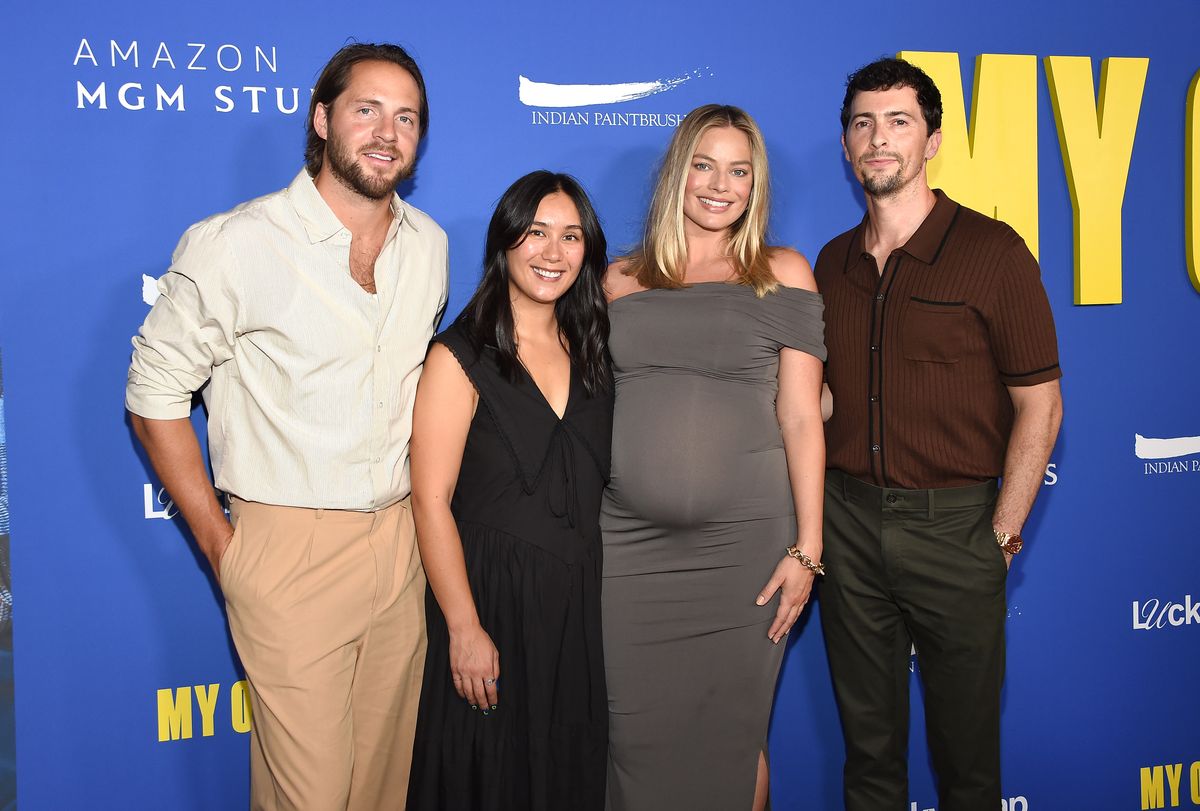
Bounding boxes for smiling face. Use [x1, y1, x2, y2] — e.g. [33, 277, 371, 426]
[313, 60, 422, 200]
[842, 85, 941, 200]
[681, 126, 754, 236]
[506, 191, 585, 310]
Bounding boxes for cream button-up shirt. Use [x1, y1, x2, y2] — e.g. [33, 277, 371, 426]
[126, 170, 449, 510]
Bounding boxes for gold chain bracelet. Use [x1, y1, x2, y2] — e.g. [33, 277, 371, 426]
[785, 545, 826, 576]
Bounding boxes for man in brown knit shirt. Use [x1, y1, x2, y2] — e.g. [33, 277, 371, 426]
[814, 57, 1063, 811]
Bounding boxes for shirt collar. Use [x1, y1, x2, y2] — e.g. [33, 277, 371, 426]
[287, 169, 419, 244]
[844, 188, 959, 272]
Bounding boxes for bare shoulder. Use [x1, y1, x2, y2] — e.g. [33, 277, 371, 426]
[604, 259, 648, 302]
[421, 342, 474, 394]
[769, 247, 817, 292]
[425, 340, 457, 368]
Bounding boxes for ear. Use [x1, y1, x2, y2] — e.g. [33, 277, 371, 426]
[313, 102, 330, 141]
[841, 131, 850, 163]
[924, 129, 942, 161]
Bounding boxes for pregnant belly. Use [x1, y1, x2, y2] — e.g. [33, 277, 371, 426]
[606, 375, 795, 526]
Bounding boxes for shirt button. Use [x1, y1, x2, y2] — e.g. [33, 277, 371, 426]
[875, 293, 885, 301]
[373, 457, 380, 463]
[376, 345, 382, 353]
[870, 345, 879, 351]
[377, 401, 384, 408]
[886, 493, 898, 504]
[869, 396, 879, 403]
[871, 444, 881, 453]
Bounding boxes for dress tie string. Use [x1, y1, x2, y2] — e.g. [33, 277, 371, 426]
[546, 425, 578, 529]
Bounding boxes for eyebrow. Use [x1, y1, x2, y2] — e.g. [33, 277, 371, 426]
[350, 97, 420, 115]
[853, 110, 914, 120]
[532, 220, 583, 230]
[693, 152, 752, 165]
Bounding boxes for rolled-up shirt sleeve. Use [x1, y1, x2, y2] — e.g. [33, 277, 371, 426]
[126, 221, 240, 420]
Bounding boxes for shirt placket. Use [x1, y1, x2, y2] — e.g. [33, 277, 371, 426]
[367, 225, 401, 509]
[368, 292, 388, 510]
[867, 254, 899, 486]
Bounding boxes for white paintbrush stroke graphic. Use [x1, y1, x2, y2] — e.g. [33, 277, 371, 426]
[1135, 433, 1200, 459]
[142, 274, 161, 306]
[518, 70, 706, 108]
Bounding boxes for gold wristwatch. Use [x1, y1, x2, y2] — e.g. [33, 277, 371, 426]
[993, 529, 1023, 555]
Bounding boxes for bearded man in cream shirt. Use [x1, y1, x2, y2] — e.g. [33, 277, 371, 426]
[126, 43, 447, 811]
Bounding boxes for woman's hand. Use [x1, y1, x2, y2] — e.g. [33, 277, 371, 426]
[756, 555, 817, 644]
[449, 624, 500, 710]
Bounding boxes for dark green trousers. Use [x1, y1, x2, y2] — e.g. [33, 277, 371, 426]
[820, 469, 1007, 811]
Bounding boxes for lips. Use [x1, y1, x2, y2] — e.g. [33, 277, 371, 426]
[862, 152, 901, 167]
[698, 196, 732, 210]
[363, 151, 398, 163]
[532, 267, 565, 280]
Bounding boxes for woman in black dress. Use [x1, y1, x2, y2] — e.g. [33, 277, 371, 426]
[406, 170, 612, 811]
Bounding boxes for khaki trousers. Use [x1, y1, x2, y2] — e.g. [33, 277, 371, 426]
[223, 496, 427, 811]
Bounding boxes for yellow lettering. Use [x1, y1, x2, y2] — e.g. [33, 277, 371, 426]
[193, 683, 220, 738]
[156, 687, 193, 742]
[1045, 56, 1149, 304]
[1165, 763, 1183, 807]
[1186, 70, 1200, 294]
[899, 51, 1040, 257]
[230, 679, 253, 734]
[1190, 761, 1200, 803]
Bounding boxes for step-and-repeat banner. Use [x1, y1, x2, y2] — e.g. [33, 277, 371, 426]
[3, 1, 1199, 808]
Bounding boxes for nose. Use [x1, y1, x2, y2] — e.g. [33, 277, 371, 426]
[869, 128, 887, 149]
[707, 171, 728, 192]
[540, 236, 563, 262]
[374, 115, 398, 143]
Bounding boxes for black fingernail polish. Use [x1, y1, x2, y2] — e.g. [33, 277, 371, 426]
[490, 705, 497, 710]
[470, 704, 478, 711]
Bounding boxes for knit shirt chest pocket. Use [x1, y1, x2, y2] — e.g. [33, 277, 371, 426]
[902, 297, 967, 364]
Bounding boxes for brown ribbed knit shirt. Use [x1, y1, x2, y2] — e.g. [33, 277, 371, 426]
[814, 190, 1061, 489]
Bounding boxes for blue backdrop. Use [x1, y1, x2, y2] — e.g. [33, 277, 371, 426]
[2, 1, 1199, 808]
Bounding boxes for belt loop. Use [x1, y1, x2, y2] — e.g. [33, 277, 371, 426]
[315, 508, 324, 520]
[842, 471, 849, 502]
[927, 489, 935, 520]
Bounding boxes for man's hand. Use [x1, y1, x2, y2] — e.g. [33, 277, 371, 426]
[198, 522, 236, 579]
[130, 414, 234, 578]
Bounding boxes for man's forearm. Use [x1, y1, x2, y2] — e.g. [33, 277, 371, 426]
[993, 381, 1063, 534]
[130, 414, 232, 560]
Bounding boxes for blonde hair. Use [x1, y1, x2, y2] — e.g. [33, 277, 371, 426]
[624, 104, 776, 296]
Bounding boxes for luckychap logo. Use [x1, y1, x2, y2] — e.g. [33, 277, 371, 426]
[144, 483, 178, 520]
[1136, 432, 1200, 476]
[72, 37, 309, 114]
[1133, 595, 1200, 630]
[519, 69, 709, 128]
[909, 795, 1030, 811]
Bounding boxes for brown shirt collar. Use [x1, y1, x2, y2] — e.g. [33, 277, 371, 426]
[843, 188, 960, 272]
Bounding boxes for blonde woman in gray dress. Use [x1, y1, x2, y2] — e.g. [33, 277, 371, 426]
[601, 104, 827, 810]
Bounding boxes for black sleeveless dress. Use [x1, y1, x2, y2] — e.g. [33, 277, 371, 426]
[406, 324, 612, 811]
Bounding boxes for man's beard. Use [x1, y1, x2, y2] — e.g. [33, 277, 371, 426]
[860, 152, 907, 198]
[324, 128, 412, 200]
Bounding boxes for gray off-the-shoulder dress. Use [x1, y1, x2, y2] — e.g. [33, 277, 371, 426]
[601, 282, 826, 810]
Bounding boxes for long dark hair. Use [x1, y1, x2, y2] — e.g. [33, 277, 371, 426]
[305, 42, 429, 176]
[456, 171, 610, 396]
